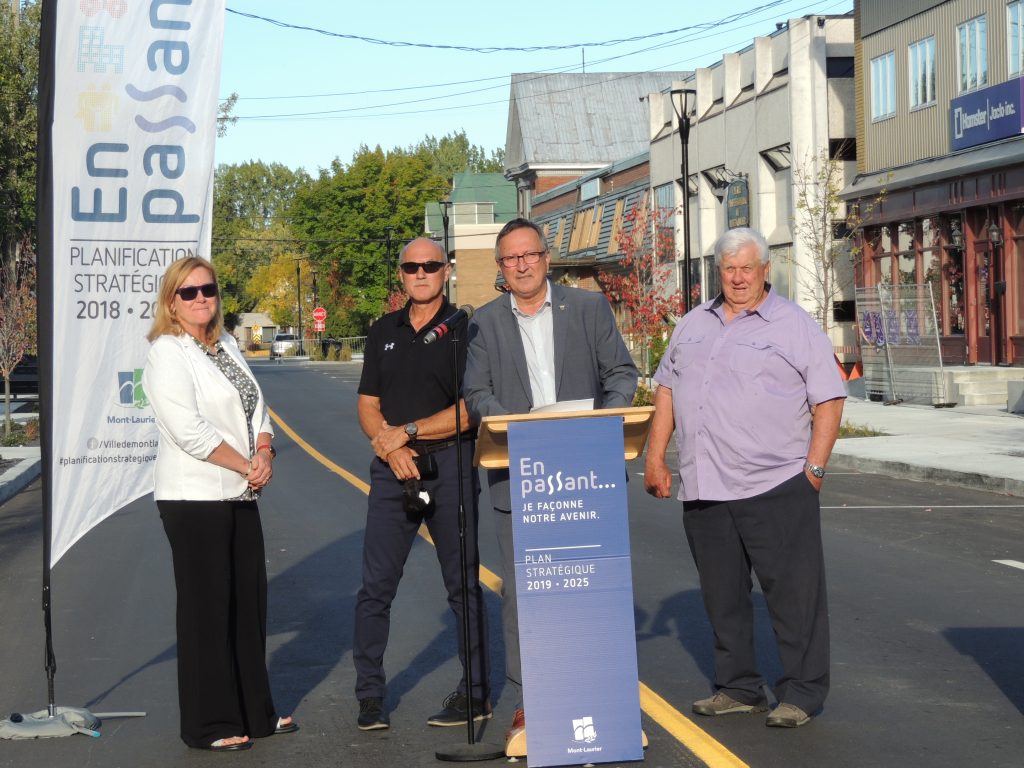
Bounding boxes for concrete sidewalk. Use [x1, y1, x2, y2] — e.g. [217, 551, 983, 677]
[1, 395, 1022, 507]
[832, 397, 1024, 498]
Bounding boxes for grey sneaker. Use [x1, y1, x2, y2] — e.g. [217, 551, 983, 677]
[692, 691, 769, 716]
[766, 703, 811, 728]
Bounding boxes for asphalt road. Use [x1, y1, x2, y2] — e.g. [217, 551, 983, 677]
[0, 359, 1021, 768]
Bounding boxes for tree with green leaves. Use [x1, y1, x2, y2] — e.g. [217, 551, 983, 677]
[415, 130, 505, 178]
[211, 161, 311, 324]
[0, 0, 40, 289]
[289, 145, 447, 335]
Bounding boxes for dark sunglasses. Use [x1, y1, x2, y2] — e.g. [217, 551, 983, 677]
[399, 261, 445, 275]
[175, 282, 218, 301]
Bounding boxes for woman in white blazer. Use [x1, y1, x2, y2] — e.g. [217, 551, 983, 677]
[142, 257, 297, 752]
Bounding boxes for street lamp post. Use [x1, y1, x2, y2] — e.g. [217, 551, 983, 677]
[670, 87, 696, 313]
[440, 199, 453, 302]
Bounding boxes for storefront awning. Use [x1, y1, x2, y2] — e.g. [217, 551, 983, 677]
[841, 134, 1024, 201]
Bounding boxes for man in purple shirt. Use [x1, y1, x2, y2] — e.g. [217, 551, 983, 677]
[645, 227, 845, 728]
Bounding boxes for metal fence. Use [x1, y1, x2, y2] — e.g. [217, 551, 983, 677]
[855, 283, 952, 406]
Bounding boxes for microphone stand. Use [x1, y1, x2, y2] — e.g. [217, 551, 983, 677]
[435, 323, 503, 763]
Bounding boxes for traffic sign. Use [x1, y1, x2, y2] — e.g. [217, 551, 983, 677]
[312, 306, 327, 322]
[314, 319, 326, 332]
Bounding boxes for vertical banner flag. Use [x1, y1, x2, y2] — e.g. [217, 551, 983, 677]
[509, 416, 643, 768]
[48, 0, 227, 564]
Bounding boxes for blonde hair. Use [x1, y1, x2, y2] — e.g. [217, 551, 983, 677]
[146, 257, 224, 342]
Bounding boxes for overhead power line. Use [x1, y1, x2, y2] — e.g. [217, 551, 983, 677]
[225, 1, 793, 53]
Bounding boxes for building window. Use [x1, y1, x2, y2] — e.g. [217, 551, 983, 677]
[654, 183, 675, 213]
[761, 144, 792, 171]
[581, 178, 600, 201]
[908, 36, 936, 109]
[829, 139, 857, 161]
[1010, 1, 1024, 76]
[608, 199, 626, 255]
[700, 166, 731, 199]
[870, 51, 896, 120]
[552, 217, 566, 254]
[958, 15, 988, 93]
[826, 56, 854, 78]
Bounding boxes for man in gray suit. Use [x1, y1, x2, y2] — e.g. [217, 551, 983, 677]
[463, 217, 638, 752]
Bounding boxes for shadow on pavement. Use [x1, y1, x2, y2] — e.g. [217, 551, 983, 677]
[944, 627, 1024, 714]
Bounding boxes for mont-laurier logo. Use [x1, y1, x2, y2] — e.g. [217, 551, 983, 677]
[572, 716, 597, 743]
[117, 369, 148, 409]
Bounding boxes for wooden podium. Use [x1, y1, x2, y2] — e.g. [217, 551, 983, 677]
[472, 407, 654, 764]
[473, 406, 655, 469]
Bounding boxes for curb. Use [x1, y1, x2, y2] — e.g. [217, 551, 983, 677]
[830, 454, 1024, 498]
[0, 450, 41, 507]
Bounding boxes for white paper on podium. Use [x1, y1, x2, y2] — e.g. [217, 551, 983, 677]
[530, 398, 594, 414]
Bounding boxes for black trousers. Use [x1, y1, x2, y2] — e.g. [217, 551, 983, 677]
[159, 500, 278, 747]
[683, 471, 830, 714]
[353, 443, 489, 701]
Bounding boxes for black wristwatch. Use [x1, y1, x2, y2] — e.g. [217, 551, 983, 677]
[404, 422, 418, 439]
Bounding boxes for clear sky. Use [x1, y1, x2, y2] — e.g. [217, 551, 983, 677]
[216, 0, 854, 174]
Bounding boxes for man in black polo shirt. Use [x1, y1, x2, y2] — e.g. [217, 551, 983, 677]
[354, 237, 490, 731]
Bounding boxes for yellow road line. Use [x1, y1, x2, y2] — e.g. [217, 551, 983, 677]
[268, 407, 504, 593]
[640, 683, 749, 768]
[268, 406, 746, 768]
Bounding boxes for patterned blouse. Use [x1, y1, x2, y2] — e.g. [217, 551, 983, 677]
[191, 335, 259, 501]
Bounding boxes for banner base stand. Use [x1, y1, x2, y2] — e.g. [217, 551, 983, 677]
[435, 740, 506, 762]
[0, 707, 146, 740]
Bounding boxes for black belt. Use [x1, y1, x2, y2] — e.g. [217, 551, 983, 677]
[410, 436, 472, 454]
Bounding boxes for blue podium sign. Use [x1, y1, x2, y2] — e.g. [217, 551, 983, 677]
[508, 415, 643, 767]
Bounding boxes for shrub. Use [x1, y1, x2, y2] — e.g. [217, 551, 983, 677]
[340, 342, 353, 362]
[632, 383, 654, 407]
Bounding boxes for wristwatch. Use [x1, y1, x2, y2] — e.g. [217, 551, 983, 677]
[404, 422, 418, 439]
[804, 461, 826, 479]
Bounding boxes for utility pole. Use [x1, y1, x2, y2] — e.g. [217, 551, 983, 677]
[294, 259, 303, 355]
[384, 226, 394, 308]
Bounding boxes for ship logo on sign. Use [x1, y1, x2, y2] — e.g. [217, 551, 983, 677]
[572, 716, 597, 743]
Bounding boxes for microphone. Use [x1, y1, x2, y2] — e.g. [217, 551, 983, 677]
[423, 305, 474, 344]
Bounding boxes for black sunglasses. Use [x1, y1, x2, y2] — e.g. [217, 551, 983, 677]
[175, 282, 218, 301]
[399, 261, 446, 275]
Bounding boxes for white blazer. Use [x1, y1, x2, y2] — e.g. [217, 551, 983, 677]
[142, 332, 273, 501]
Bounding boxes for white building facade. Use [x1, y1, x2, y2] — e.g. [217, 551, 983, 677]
[649, 14, 857, 355]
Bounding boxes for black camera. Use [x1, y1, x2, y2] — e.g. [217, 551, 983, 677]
[401, 453, 438, 513]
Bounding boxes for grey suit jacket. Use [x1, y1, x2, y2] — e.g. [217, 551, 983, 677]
[463, 282, 638, 510]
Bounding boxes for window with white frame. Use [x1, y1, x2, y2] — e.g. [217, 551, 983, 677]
[870, 51, 896, 121]
[958, 15, 988, 92]
[908, 36, 936, 108]
[1010, 1, 1024, 76]
[654, 183, 675, 213]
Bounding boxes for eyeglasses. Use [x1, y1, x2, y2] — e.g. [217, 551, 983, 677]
[497, 250, 546, 268]
[175, 282, 218, 301]
[399, 261, 446, 275]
